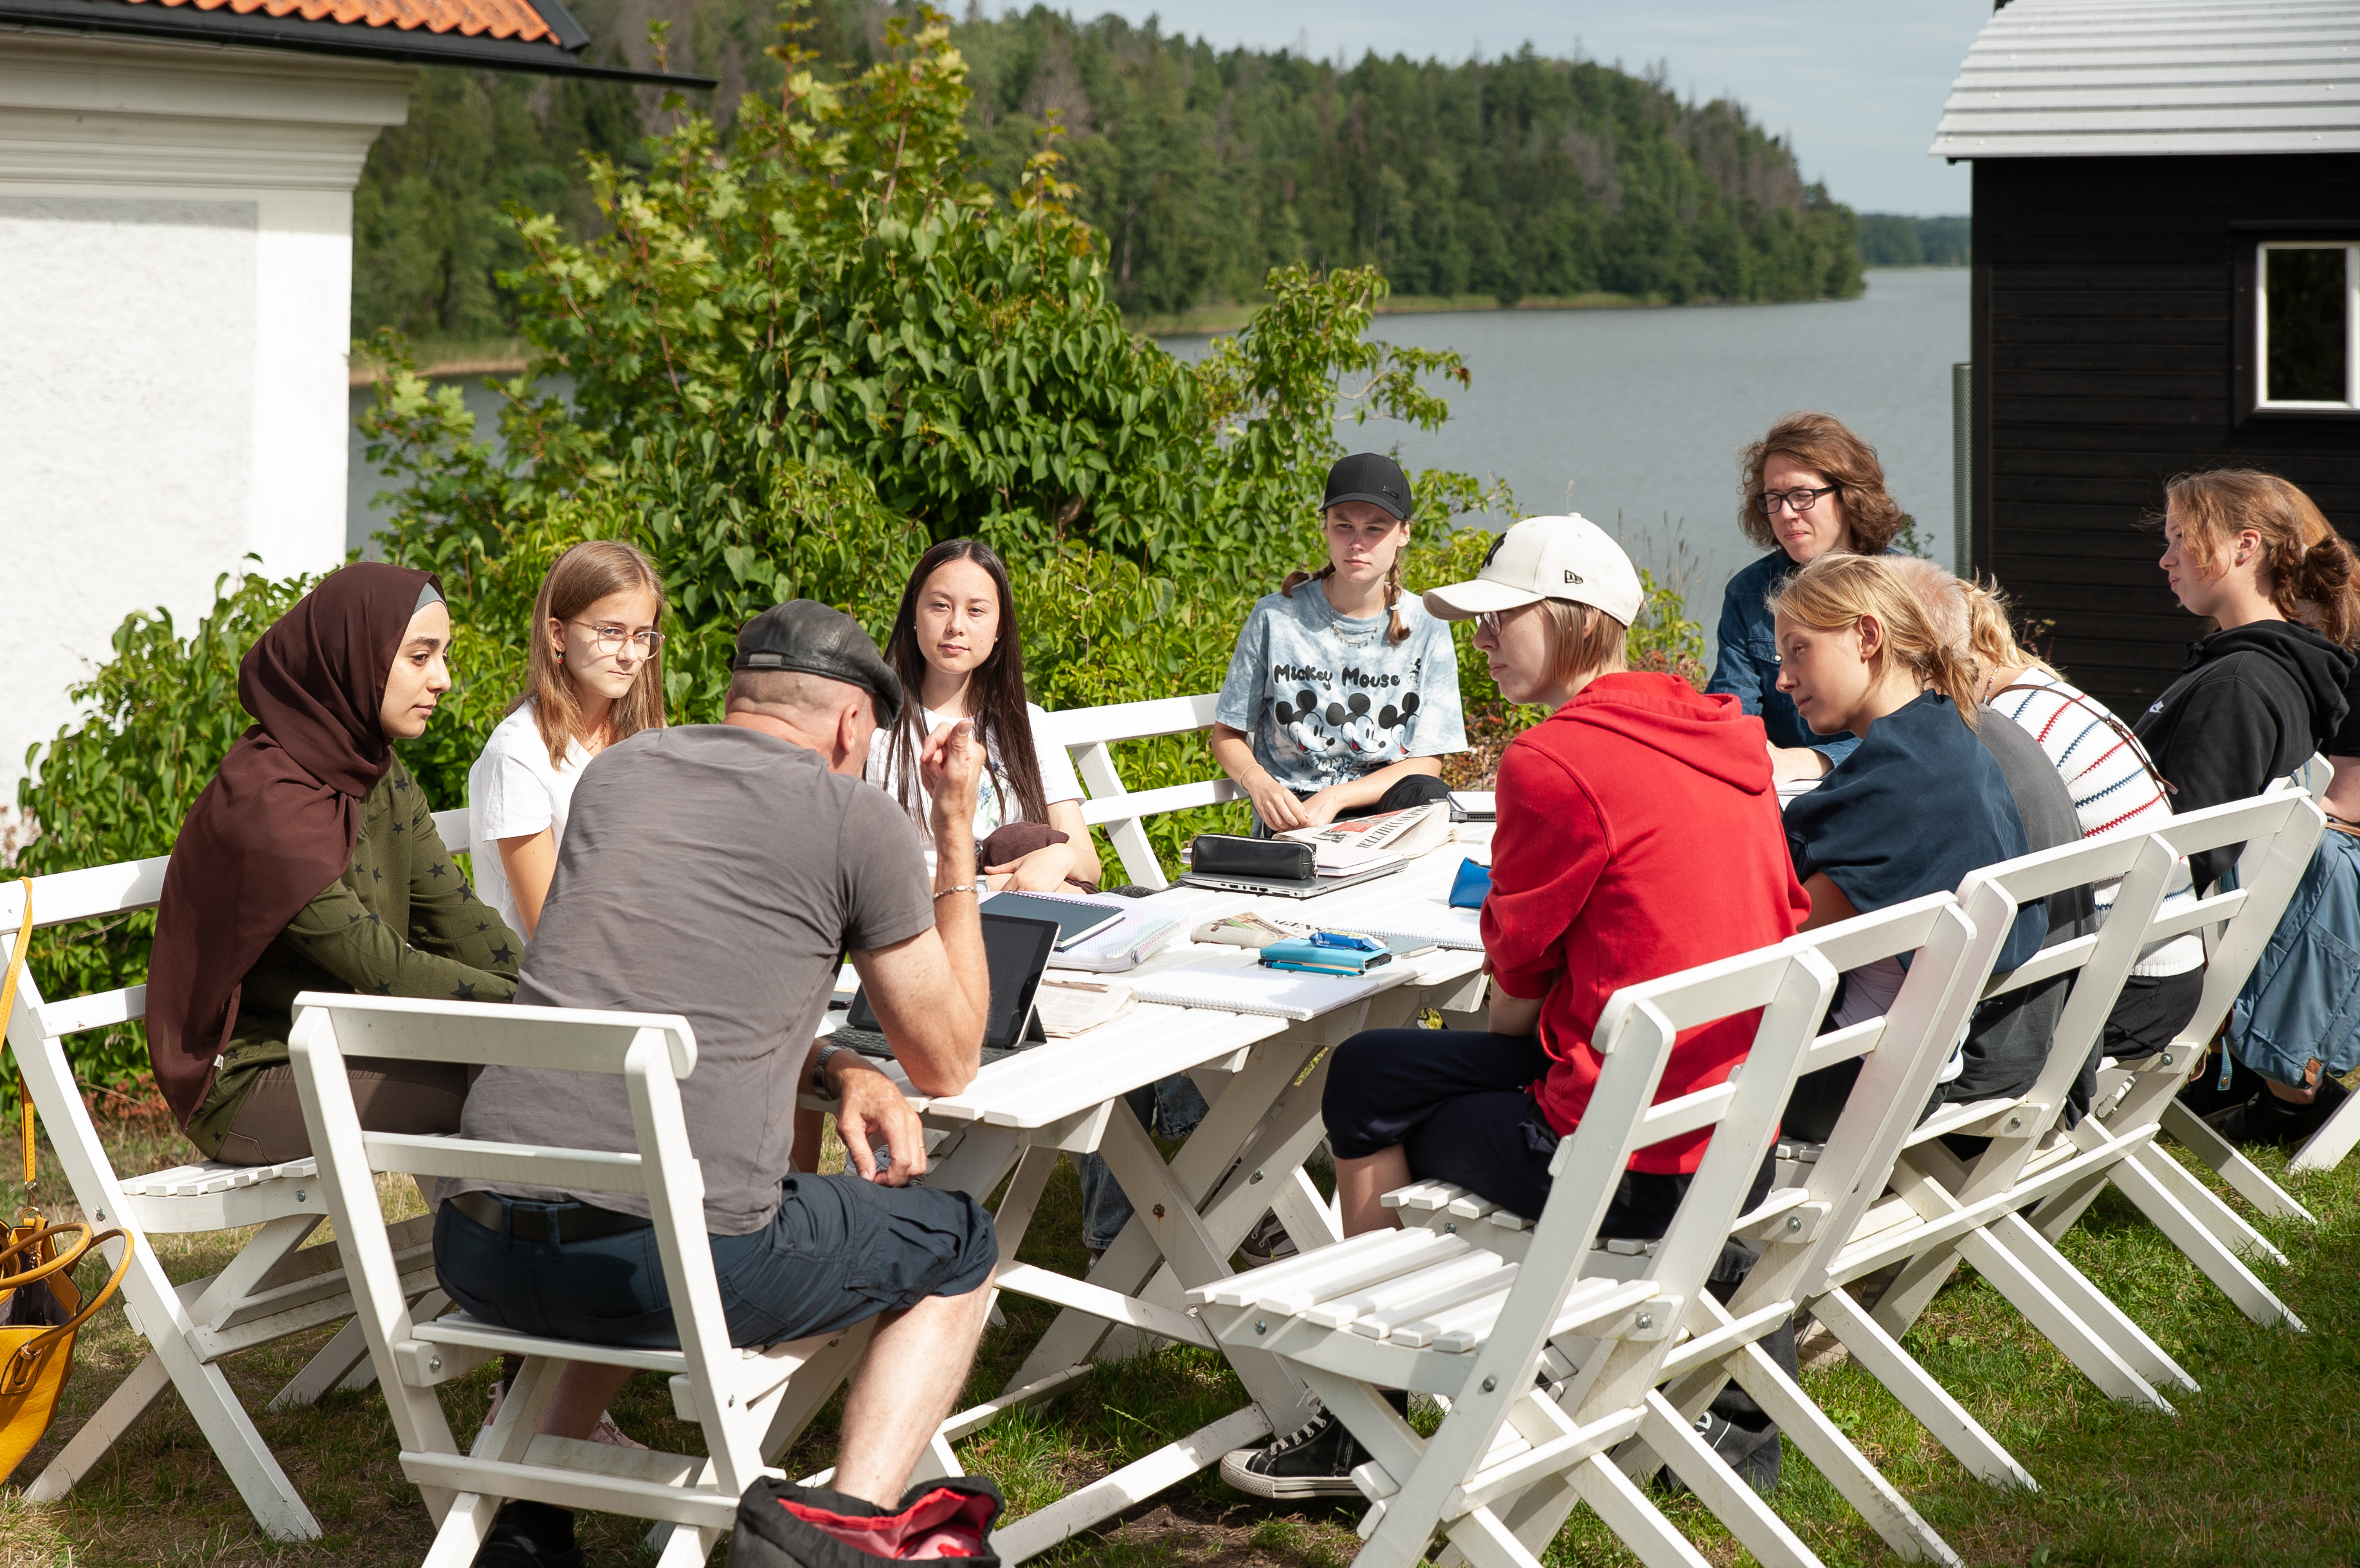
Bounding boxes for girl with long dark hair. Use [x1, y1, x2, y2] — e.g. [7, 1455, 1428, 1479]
[468, 540, 668, 938]
[868, 539, 1098, 892]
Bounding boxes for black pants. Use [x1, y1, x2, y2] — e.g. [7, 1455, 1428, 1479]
[1324, 1028, 1798, 1485]
[1251, 771, 1450, 838]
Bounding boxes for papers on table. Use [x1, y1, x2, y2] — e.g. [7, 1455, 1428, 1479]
[1032, 978, 1139, 1036]
[981, 888, 1183, 972]
[1130, 964, 1399, 1021]
[1279, 802, 1455, 871]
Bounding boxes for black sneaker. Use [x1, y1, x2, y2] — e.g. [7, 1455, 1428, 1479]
[2206, 1084, 2341, 1148]
[471, 1501, 585, 1568]
[1236, 1211, 1299, 1267]
[1220, 1407, 1369, 1499]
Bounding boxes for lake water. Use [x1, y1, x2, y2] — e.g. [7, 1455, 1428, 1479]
[348, 269, 1968, 662]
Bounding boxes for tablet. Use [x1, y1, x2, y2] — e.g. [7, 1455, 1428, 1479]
[840, 911, 1061, 1063]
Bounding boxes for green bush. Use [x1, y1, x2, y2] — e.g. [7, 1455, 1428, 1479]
[9, 8, 1701, 1099]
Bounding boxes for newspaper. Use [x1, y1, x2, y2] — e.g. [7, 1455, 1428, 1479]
[1278, 802, 1455, 870]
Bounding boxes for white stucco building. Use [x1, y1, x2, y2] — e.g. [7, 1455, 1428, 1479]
[0, 0, 698, 813]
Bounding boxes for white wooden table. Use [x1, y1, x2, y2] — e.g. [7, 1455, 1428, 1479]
[819, 835, 1496, 1560]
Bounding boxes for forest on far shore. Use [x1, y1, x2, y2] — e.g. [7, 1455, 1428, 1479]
[353, 0, 1966, 344]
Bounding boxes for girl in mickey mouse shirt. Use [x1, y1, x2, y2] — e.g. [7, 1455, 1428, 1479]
[1212, 453, 1467, 833]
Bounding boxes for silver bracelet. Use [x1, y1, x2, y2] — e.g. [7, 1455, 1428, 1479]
[934, 882, 982, 900]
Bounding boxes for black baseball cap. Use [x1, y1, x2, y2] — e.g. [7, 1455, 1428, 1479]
[1323, 452, 1413, 522]
[732, 600, 904, 727]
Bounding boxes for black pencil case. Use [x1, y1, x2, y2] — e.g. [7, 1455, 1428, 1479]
[1188, 834, 1314, 881]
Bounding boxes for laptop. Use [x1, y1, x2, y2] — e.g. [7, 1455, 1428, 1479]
[832, 910, 1062, 1065]
[1175, 859, 1406, 900]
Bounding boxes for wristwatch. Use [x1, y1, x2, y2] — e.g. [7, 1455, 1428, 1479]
[811, 1041, 846, 1097]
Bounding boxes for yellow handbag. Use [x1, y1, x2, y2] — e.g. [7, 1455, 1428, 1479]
[0, 878, 132, 1484]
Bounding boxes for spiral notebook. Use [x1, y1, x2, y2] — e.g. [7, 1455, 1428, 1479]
[1129, 964, 1399, 1021]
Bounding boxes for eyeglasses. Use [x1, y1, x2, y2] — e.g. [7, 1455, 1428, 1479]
[569, 622, 665, 656]
[1475, 606, 1534, 637]
[1755, 485, 1839, 516]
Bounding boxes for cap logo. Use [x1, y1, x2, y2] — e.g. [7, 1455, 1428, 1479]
[1563, 570, 1584, 585]
[1482, 536, 1507, 568]
[741, 651, 786, 667]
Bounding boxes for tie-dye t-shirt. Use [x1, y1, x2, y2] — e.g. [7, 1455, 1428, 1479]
[1214, 583, 1467, 795]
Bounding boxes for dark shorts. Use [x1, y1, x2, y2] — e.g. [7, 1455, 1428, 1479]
[1321, 1027, 1775, 1248]
[434, 1175, 998, 1351]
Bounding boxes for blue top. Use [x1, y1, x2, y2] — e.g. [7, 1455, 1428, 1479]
[1784, 692, 2046, 973]
[1707, 551, 1869, 766]
[1214, 584, 1467, 794]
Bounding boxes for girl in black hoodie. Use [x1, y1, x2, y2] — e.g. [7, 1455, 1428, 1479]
[2136, 469, 2360, 1139]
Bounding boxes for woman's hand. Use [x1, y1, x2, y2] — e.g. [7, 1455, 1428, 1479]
[1768, 743, 1830, 783]
[986, 846, 1075, 892]
[1294, 788, 1349, 831]
[1242, 773, 1312, 833]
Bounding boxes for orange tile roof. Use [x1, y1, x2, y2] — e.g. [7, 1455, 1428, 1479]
[118, 0, 555, 44]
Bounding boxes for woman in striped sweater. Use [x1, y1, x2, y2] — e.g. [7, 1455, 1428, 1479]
[1952, 575, 2202, 1076]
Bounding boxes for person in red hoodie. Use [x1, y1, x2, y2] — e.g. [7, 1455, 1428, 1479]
[1221, 516, 1811, 1502]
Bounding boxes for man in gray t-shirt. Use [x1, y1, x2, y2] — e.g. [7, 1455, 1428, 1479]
[436, 600, 999, 1563]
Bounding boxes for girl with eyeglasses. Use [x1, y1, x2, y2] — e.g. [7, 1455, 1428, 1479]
[1708, 411, 1909, 784]
[468, 540, 669, 939]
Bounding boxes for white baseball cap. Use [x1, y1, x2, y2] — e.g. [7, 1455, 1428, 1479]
[1422, 514, 1645, 627]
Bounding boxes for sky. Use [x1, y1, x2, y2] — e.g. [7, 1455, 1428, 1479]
[1024, 1, 1996, 216]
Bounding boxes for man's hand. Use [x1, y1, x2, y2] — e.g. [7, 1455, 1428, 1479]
[829, 1054, 929, 1185]
[920, 718, 985, 831]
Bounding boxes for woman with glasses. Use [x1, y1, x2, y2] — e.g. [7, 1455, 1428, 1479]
[468, 540, 669, 939]
[1709, 411, 1910, 782]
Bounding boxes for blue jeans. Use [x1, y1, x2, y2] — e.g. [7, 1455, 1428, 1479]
[435, 1175, 997, 1351]
[1077, 1074, 1212, 1252]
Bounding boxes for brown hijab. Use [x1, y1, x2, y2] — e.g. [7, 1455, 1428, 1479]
[147, 563, 442, 1127]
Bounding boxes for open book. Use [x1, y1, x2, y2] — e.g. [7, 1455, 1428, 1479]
[1278, 802, 1454, 872]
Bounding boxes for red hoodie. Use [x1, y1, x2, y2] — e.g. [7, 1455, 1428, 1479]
[1482, 673, 1810, 1173]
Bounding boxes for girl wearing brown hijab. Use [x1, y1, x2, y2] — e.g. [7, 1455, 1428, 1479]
[149, 563, 524, 1166]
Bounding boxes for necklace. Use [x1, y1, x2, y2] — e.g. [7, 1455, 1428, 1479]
[1330, 615, 1379, 649]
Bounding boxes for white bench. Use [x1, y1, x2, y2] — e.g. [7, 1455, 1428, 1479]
[0, 806, 476, 1538]
[1042, 692, 1239, 889]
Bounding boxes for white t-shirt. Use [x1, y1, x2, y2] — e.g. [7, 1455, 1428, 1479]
[864, 701, 1084, 857]
[467, 701, 592, 934]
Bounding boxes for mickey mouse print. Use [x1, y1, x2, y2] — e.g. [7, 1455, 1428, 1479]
[1213, 584, 1468, 796]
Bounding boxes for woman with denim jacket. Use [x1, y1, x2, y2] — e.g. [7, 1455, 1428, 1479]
[1707, 411, 1909, 782]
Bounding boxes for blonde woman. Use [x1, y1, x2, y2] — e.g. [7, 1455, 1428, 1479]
[468, 541, 669, 939]
[1770, 553, 2044, 1136]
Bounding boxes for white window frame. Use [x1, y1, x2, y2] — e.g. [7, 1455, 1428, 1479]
[2256, 241, 2360, 412]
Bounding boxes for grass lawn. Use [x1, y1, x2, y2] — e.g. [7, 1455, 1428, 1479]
[3, 1105, 2355, 1567]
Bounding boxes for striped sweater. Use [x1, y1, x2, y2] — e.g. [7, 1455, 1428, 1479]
[1990, 670, 2202, 977]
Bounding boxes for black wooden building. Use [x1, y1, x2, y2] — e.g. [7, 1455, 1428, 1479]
[1938, 0, 2360, 716]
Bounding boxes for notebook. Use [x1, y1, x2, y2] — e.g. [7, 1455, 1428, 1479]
[973, 890, 1124, 950]
[1449, 791, 1496, 822]
[1129, 964, 1399, 1021]
[1311, 899, 1485, 951]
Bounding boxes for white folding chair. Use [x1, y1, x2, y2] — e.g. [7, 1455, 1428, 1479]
[0, 809, 475, 1538]
[289, 991, 849, 1567]
[1383, 895, 1987, 1565]
[1191, 930, 1966, 1568]
[1785, 793, 2323, 1496]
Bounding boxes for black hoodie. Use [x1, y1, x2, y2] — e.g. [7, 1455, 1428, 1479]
[2134, 620, 2355, 890]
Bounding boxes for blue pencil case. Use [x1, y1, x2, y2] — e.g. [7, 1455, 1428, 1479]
[1448, 858, 1492, 910]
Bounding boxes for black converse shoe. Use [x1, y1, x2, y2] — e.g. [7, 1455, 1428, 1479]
[471, 1501, 586, 1568]
[2206, 1083, 2341, 1148]
[1221, 1407, 1370, 1499]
